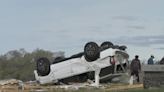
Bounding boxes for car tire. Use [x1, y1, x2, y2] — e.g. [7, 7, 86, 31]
[101, 41, 113, 48]
[37, 57, 50, 76]
[84, 42, 100, 62]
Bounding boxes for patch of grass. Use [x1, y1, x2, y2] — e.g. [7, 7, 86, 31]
[118, 70, 144, 84]
[111, 88, 164, 92]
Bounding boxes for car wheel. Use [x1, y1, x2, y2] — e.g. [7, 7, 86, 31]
[37, 57, 50, 76]
[84, 42, 100, 62]
[101, 41, 113, 48]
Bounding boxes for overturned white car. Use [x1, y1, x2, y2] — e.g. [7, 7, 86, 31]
[34, 41, 129, 87]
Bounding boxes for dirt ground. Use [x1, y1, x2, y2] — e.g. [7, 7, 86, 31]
[0, 82, 143, 92]
[0, 70, 145, 92]
[106, 84, 143, 90]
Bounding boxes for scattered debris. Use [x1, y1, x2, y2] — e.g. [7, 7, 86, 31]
[0, 78, 143, 91]
[0, 79, 143, 91]
[7, 80, 19, 85]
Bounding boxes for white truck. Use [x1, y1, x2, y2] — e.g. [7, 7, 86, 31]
[34, 41, 129, 87]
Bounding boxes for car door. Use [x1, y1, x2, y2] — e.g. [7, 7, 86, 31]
[51, 60, 72, 79]
[71, 58, 92, 75]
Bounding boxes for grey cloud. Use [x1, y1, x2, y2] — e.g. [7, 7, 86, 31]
[89, 29, 101, 32]
[85, 25, 112, 30]
[78, 35, 164, 47]
[126, 30, 132, 32]
[112, 35, 164, 46]
[127, 25, 145, 29]
[79, 38, 100, 42]
[38, 30, 52, 32]
[155, 47, 164, 50]
[112, 16, 138, 21]
[56, 34, 71, 38]
[55, 45, 82, 49]
[132, 44, 150, 47]
[86, 26, 102, 29]
[104, 25, 112, 28]
[151, 35, 164, 39]
[55, 34, 164, 51]
[57, 29, 71, 33]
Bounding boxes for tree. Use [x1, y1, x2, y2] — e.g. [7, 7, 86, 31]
[0, 48, 65, 81]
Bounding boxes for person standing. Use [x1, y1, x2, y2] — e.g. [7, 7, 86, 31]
[130, 55, 141, 83]
[159, 56, 164, 64]
[147, 55, 154, 65]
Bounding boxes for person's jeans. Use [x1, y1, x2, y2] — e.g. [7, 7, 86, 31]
[131, 71, 139, 82]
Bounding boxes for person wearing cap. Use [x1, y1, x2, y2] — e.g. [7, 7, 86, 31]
[159, 56, 164, 64]
[130, 55, 141, 83]
[147, 55, 154, 65]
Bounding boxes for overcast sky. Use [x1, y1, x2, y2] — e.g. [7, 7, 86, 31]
[0, 0, 164, 61]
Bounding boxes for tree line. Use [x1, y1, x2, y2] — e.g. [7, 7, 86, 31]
[0, 48, 64, 81]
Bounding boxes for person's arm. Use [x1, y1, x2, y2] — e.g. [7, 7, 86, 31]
[149, 59, 153, 64]
[139, 60, 141, 71]
[130, 60, 133, 69]
[130, 60, 134, 72]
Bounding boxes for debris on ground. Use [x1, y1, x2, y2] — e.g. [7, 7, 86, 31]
[0, 79, 143, 92]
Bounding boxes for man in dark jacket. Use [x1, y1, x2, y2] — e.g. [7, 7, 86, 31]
[160, 56, 164, 64]
[130, 55, 141, 82]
